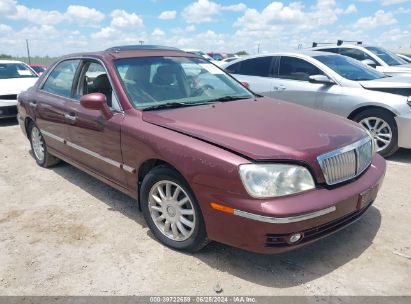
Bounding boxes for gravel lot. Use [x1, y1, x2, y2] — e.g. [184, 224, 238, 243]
[0, 118, 410, 296]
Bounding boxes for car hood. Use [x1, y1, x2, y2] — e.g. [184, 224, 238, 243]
[379, 64, 411, 74]
[359, 75, 411, 89]
[0, 78, 38, 95]
[142, 98, 367, 167]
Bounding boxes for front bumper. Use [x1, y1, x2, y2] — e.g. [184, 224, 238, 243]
[0, 99, 18, 118]
[194, 154, 386, 254]
[396, 113, 411, 149]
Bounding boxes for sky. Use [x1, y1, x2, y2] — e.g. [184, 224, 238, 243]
[0, 0, 410, 56]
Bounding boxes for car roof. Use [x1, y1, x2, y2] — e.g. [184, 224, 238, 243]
[228, 50, 339, 60]
[57, 45, 198, 61]
[0, 60, 26, 64]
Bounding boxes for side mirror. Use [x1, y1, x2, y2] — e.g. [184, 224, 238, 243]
[308, 75, 335, 85]
[80, 93, 113, 119]
[361, 59, 377, 68]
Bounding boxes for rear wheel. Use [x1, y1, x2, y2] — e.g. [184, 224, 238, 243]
[28, 123, 60, 167]
[140, 166, 208, 252]
[353, 109, 398, 157]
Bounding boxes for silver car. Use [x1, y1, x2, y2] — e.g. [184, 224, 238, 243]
[311, 43, 411, 76]
[223, 51, 411, 157]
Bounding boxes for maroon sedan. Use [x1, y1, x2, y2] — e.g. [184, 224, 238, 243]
[17, 45, 386, 254]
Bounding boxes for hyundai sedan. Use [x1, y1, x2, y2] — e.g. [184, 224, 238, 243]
[17, 45, 385, 253]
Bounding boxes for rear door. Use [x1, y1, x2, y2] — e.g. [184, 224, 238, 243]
[65, 59, 126, 186]
[35, 59, 81, 158]
[225, 56, 277, 96]
[272, 56, 329, 109]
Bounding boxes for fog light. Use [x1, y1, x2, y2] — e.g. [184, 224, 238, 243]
[289, 233, 303, 244]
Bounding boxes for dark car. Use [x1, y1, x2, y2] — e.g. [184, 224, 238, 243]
[29, 64, 47, 75]
[17, 45, 386, 254]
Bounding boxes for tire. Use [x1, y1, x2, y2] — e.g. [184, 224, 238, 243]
[352, 109, 398, 157]
[140, 166, 209, 252]
[28, 123, 60, 167]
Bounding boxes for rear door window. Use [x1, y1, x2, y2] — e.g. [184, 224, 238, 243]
[236, 56, 275, 77]
[42, 60, 80, 98]
[278, 56, 324, 81]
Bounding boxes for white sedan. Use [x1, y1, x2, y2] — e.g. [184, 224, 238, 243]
[0, 60, 38, 118]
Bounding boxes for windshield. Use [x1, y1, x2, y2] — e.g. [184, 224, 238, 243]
[314, 54, 387, 81]
[114, 56, 253, 110]
[365, 47, 408, 66]
[0, 63, 38, 79]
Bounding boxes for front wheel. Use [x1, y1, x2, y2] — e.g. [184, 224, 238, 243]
[28, 123, 60, 167]
[140, 166, 208, 252]
[353, 109, 398, 157]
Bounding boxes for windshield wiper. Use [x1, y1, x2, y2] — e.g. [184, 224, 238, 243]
[206, 95, 251, 103]
[143, 101, 212, 111]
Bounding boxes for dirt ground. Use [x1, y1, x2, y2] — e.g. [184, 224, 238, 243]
[0, 118, 410, 296]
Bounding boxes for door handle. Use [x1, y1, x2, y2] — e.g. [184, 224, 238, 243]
[64, 114, 76, 122]
[273, 85, 286, 91]
[29, 102, 37, 109]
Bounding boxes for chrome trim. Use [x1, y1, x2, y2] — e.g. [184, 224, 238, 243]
[64, 114, 76, 121]
[40, 129, 134, 174]
[41, 130, 64, 143]
[233, 206, 336, 224]
[317, 137, 372, 185]
[317, 137, 370, 162]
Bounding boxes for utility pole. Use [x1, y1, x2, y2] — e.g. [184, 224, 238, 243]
[257, 43, 260, 54]
[139, 40, 144, 45]
[26, 39, 31, 64]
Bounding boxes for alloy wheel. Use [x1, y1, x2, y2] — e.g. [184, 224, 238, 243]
[148, 180, 196, 242]
[31, 127, 45, 163]
[360, 116, 392, 152]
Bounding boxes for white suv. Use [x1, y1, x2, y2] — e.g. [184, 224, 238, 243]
[312, 43, 411, 76]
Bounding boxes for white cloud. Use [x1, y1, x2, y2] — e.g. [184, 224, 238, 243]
[354, 10, 397, 29]
[182, 0, 246, 24]
[380, 0, 409, 6]
[222, 3, 247, 11]
[152, 28, 165, 36]
[6, 3, 104, 26]
[0, 0, 17, 17]
[10, 5, 63, 25]
[394, 6, 411, 13]
[0, 24, 12, 32]
[65, 5, 105, 26]
[345, 4, 358, 14]
[110, 9, 143, 28]
[375, 28, 410, 46]
[158, 10, 176, 20]
[185, 25, 196, 32]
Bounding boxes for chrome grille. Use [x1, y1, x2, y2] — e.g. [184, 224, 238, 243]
[318, 138, 373, 185]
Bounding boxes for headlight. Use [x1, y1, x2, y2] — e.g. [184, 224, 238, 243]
[239, 164, 315, 198]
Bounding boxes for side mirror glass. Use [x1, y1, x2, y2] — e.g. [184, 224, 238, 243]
[80, 93, 113, 119]
[361, 59, 377, 68]
[308, 75, 335, 85]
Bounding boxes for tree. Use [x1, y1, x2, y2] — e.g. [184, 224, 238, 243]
[0, 54, 13, 59]
[235, 51, 248, 56]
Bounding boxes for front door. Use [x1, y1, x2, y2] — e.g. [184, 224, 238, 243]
[65, 60, 127, 187]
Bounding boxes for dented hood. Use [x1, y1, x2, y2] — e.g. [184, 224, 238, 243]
[142, 98, 367, 164]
